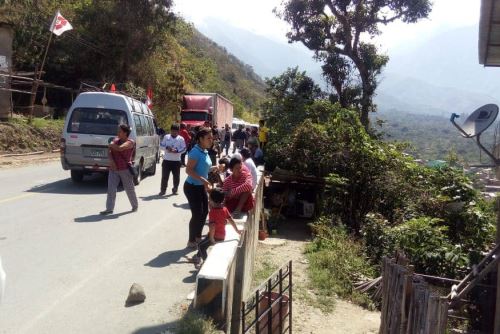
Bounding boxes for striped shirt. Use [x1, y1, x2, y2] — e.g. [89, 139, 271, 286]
[223, 164, 253, 199]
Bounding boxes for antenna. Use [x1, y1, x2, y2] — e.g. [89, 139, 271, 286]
[451, 104, 500, 166]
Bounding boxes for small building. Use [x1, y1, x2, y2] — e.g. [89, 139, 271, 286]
[0, 22, 13, 120]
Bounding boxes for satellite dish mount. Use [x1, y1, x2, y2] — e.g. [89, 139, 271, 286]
[450, 104, 500, 165]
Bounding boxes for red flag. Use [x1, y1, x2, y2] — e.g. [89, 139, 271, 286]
[49, 11, 73, 36]
[110, 83, 116, 92]
[146, 87, 153, 109]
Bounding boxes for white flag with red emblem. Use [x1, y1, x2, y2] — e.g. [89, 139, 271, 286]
[49, 11, 73, 36]
[146, 87, 153, 109]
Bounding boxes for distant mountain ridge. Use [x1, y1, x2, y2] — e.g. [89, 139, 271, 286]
[194, 18, 500, 117]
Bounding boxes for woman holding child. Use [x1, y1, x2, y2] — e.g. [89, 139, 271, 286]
[184, 127, 214, 248]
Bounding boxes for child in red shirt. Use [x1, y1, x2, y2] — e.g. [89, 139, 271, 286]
[192, 188, 241, 268]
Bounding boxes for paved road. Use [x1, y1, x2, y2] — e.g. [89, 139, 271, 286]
[0, 161, 198, 334]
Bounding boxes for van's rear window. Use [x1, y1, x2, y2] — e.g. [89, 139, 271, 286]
[68, 108, 128, 135]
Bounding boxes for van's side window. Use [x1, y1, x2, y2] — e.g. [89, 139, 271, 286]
[134, 114, 144, 136]
[147, 117, 154, 136]
[139, 115, 148, 136]
[143, 116, 152, 136]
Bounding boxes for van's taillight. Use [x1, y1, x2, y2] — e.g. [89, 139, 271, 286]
[60, 138, 66, 154]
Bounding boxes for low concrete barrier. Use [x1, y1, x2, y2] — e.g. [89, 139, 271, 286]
[194, 169, 264, 332]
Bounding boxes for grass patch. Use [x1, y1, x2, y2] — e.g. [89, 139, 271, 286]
[0, 116, 64, 153]
[173, 311, 219, 334]
[7, 116, 64, 131]
[252, 255, 279, 289]
[305, 217, 376, 311]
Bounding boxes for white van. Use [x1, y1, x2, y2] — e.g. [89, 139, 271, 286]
[231, 117, 245, 134]
[61, 92, 160, 184]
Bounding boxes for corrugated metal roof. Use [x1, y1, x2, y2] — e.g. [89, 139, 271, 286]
[479, 0, 500, 66]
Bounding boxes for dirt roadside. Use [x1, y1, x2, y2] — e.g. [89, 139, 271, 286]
[0, 152, 60, 169]
[253, 220, 380, 334]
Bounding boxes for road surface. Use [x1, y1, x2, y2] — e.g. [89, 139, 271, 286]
[0, 161, 198, 334]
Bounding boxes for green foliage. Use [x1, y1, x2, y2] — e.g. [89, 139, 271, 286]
[1, 1, 265, 128]
[306, 218, 376, 310]
[277, 0, 432, 126]
[363, 215, 469, 277]
[263, 67, 323, 137]
[264, 69, 495, 279]
[376, 110, 491, 163]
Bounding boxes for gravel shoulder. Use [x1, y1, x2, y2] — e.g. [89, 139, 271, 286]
[253, 220, 380, 334]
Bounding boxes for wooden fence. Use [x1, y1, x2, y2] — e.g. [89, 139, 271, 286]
[380, 256, 448, 334]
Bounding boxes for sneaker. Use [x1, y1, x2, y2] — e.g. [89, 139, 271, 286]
[172, 188, 178, 195]
[158, 191, 166, 196]
[131, 207, 138, 212]
[195, 261, 203, 270]
[100, 210, 113, 215]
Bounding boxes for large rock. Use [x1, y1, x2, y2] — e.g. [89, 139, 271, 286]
[126, 283, 146, 305]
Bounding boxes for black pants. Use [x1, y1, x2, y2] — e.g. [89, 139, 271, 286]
[161, 160, 181, 192]
[183, 182, 208, 242]
[197, 236, 224, 260]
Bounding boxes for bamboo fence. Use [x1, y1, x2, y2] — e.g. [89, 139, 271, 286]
[379, 256, 448, 334]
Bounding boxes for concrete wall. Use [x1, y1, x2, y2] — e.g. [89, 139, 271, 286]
[0, 23, 13, 120]
[194, 170, 264, 333]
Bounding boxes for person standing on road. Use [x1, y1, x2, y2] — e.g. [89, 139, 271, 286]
[258, 120, 269, 149]
[220, 124, 232, 156]
[101, 124, 138, 215]
[184, 127, 216, 248]
[240, 147, 258, 190]
[159, 124, 186, 196]
[232, 124, 247, 153]
[179, 123, 191, 167]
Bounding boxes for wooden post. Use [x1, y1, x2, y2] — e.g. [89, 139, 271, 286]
[493, 196, 500, 333]
[29, 32, 53, 119]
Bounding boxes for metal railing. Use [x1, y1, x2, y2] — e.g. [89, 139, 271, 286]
[241, 261, 292, 334]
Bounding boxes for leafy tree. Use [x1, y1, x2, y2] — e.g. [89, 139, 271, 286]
[263, 67, 323, 140]
[277, 0, 432, 128]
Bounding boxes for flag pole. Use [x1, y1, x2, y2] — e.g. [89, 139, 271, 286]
[29, 25, 54, 119]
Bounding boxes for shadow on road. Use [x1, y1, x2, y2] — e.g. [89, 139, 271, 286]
[131, 322, 177, 334]
[74, 211, 133, 223]
[28, 174, 107, 195]
[173, 202, 190, 210]
[140, 194, 174, 201]
[145, 248, 192, 268]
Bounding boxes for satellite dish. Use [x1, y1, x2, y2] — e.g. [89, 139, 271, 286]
[460, 104, 499, 138]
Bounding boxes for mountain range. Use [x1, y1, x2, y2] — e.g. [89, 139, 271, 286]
[196, 18, 500, 118]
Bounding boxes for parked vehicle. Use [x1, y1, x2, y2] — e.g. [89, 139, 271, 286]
[231, 117, 245, 134]
[60, 92, 160, 184]
[180, 93, 233, 129]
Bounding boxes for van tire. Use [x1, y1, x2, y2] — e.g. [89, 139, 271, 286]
[133, 161, 143, 186]
[71, 170, 84, 183]
[145, 159, 157, 176]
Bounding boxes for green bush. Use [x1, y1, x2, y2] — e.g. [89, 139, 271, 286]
[306, 217, 375, 309]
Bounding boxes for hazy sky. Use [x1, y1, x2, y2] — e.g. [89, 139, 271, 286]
[174, 0, 481, 51]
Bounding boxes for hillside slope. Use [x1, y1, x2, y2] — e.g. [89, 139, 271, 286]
[1, 2, 266, 128]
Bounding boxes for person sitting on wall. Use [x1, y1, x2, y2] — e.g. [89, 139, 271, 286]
[190, 188, 241, 269]
[222, 156, 254, 217]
